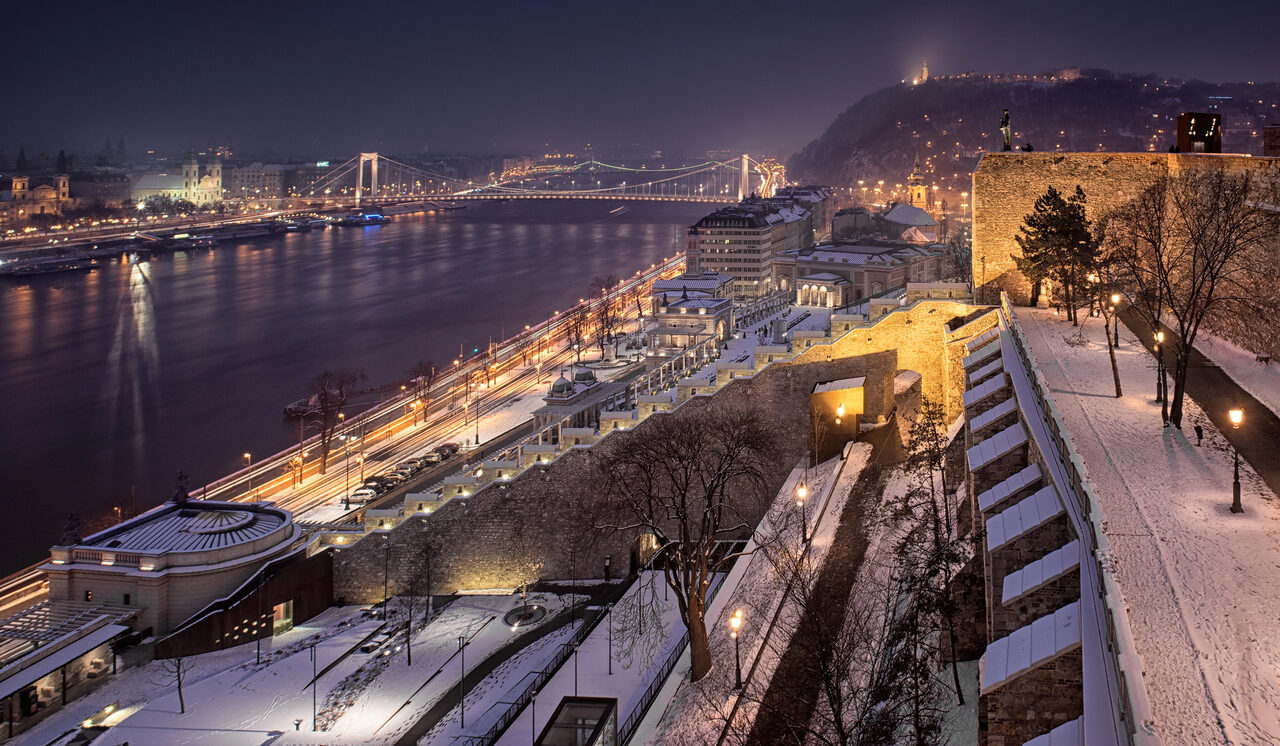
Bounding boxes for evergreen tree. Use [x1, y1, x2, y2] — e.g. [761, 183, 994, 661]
[1013, 185, 1098, 323]
[16, 146, 27, 174]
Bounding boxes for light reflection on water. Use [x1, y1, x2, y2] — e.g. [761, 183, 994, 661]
[0, 201, 708, 570]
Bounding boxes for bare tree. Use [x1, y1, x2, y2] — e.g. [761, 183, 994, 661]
[398, 543, 435, 666]
[407, 360, 438, 424]
[589, 274, 623, 357]
[904, 395, 965, 706]
[158, 656, 194, 714]
[309, 370, 365, 474]
[1105, 169, 1279, 427]
[564, 304, 589, 362]
[594, 407, 779, 682]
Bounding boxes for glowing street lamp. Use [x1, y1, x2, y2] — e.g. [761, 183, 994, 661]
[796, 481, 809, 543]
[1230, 407, 1244, 513]
[729, 609, 743, 689]
[243, 453, 253, 496]
[1110, 292, 1122, 346]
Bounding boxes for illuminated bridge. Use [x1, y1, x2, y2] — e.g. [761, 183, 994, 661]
[288, 152, 783, 207]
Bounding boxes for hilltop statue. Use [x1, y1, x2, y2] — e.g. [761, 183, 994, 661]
[1000, 109, 1012, 152]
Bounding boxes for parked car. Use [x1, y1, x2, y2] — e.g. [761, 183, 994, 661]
[381, 472, 406, 485]
[415, 452, 443, 466]
[362, 478, 388, 492]
[349, 487, 378, 503]
[435, 443, 460, 458]
[395, 461, 420, 474]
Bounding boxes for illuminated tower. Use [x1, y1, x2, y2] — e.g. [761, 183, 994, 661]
[921, 61, 929, 82]
[908, 155, 928, 210]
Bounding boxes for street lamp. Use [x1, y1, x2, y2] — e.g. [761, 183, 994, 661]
[1230, 407, 1244, 513]
[243, 453, 253, 496]
[796, 481, 809, 544]
[1110, 293, 1122, 346]
[729, 609, 743, 690]
[458, 636, 467, 728]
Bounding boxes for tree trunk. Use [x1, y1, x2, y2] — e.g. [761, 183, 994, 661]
[687, 595, 713, 682]
[1169, 353, 1190, 428]
[1107, 328, 1122, 398]
[176, 674, 186, 714]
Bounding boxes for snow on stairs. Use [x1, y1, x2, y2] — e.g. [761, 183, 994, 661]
[977, 463, 1043, 516]
[1024, 717, 1082, 746]
[1002, 540, 1082, 606]
[980, 600, 1082, 694]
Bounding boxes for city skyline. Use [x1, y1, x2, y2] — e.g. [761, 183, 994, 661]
[5, 0, 1280, 156]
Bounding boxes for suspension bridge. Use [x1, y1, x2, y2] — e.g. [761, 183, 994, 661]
[289, 153, 780, 207]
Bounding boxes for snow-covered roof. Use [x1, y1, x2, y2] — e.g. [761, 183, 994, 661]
[799, 272, 848, 283]
[132, 173, 185, 190]
[884, 203, 939, 227]
[1023, 719, 1083, 746]
[0, 622, 130, 701]
[981, 601, 1082, 694]
[966, 327, 1000, 351]
[81, 502, 287, 553]
[969, 357, 1005, 386]
[969, 396, 1018, 433]
[962, 374, 1009, 409]
[1003, 540, 1082, 605]
[967, 421, 1028, 471]
[977, 463, 1043, 513]
[986, 484, 1065, 551]
[813, 377, 865, 394]
[963, 340, 1002, 369]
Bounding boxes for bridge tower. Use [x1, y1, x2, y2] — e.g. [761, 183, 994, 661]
[737, 153, 750, 202]
[355, 152, 379, 207]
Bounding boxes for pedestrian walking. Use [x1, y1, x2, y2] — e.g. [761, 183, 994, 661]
[1194, 424, 1203, 446]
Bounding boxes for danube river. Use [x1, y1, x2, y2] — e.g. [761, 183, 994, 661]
[0, 200, 713, 572]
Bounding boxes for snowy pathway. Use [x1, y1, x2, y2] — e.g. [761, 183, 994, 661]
[1019, 308, 1280, 745]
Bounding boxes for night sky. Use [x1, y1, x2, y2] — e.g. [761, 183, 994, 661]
[6, 0, 1280, 157]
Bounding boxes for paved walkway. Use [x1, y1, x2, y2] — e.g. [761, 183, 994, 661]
[1121, 308, 1280, 500]
[1022, 307, 1280, 744]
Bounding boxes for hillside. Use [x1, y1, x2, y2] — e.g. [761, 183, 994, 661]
[789, 69, 1280, 201]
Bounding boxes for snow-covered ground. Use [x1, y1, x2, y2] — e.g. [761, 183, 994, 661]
[1018, 307, 1280, 745]
[1191, 329, 1280, 420]
[645, 444, 873, 744]
[320, 593, 575, 744]
[18, 604, 374, 746]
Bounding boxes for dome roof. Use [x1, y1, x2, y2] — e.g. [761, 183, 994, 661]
[550, 376, 574, 395]
[574, 368, 597, 383]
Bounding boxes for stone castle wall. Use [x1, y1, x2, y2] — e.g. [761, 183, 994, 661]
[971, 152, 1280, 307]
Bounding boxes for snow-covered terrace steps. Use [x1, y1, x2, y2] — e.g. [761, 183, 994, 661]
[963, 339, 1002, 370]
[968, 357, 1005, 388]
[980, 601, 1083, 695]
[998, 297, 1160, 745]
[969, 396, 1019, 438]
[986, 485, 1067, 552]
[977, 463, 1043, 515]
[966, 421, 1028, 471]
[1002, 540, 1082, 606]
[966, 326, 1000, 353]
[962, 373, 1011, 410]
[1024, 718, 1083, 746]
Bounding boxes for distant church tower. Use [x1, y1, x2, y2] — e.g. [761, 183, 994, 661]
[183, 153, 199, 196]
[908, 155, 929, 210]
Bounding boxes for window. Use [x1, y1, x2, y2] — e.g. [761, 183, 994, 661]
[84, 590, 93, 602]
[123, 593, 131, 606]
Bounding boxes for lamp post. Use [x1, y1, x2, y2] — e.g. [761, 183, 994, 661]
[796, 480, 809, 544]
[607, 603, 614, 675]
[1110, 293, 1122, 346]
[458, 636, 467, 728]
[243, 453, 253, 496]
[342, 436, 351, 510]
[1230, 407, 1244, 514]
[729, 609, 743, 690]
[383, 535, 391, 617]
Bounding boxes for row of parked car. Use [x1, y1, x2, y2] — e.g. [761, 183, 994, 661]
[347, 442, 461, 503]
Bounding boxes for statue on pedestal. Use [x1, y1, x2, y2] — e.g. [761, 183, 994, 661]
[1000, 109, 1012, 152]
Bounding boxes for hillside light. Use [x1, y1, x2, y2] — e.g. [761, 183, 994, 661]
[729, 610, 744, 689]
[1230, 406, 1244, 513]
